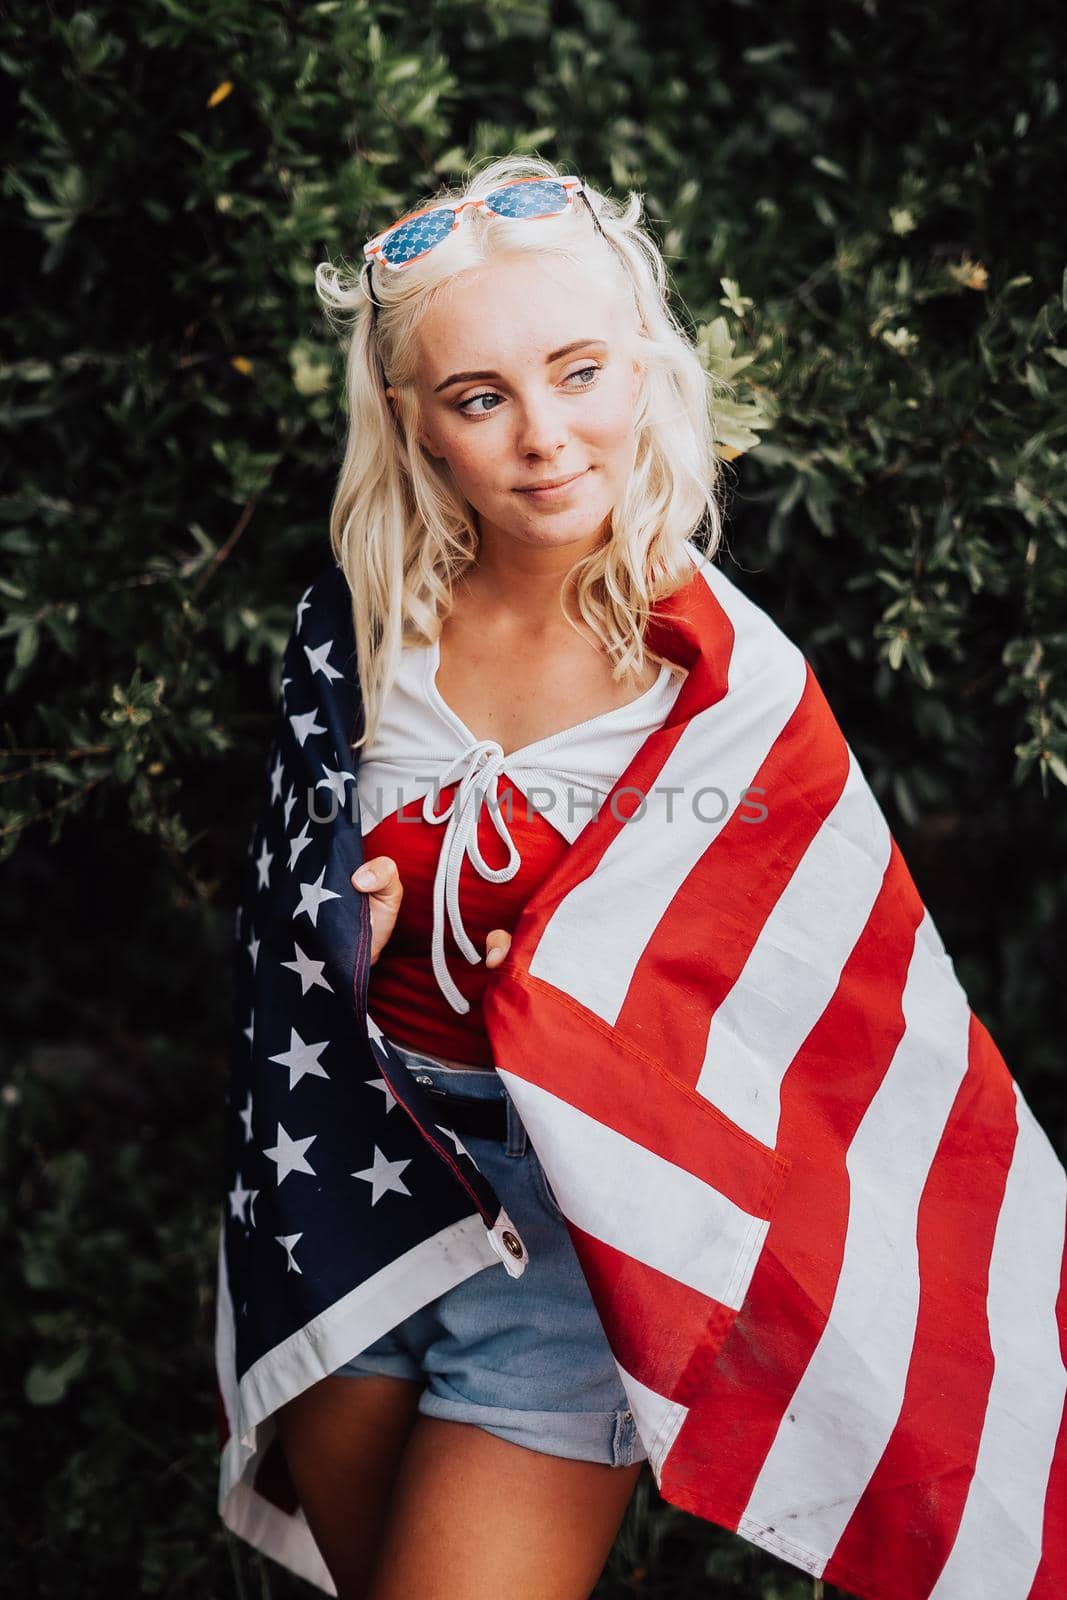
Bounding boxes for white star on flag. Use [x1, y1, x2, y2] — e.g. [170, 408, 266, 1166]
[295, 587, 312, 631]
[268, 1027, 331, 1091]
[280, 676, 292, 710]
[255, 837, 273, 890]
[352, 1145, 412, 1205]
[228, 1175, 253, 1222]
[283, 784, 297, 828]
[289, 708, 327, 747]
[238, 1091, 254, 1141]
[366, 1076, 398, 1113]
[245, 1188, 259, 1227]
[263, 1122, 317, 1185]
[246, 932, 260, 971]
[294, 868, 341, 926]
[304, 640, 344, 681]
[288, 821, 313, 870]
[243, 1007, 255, 1047]
[281, 942, 333, 995]
[276, 1233, 303, 1274]
[269, 752, 284, 803]
[316, 763, 357, 804]
[434, 1123, 472, 1161]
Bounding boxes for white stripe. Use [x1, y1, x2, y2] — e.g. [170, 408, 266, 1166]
[220, 1479, 336, 1596]
[528, 554, 809, 1025]
[614, 1360, 689, 1479]
[738, 910, 971, 1568]
[497, 1070, 770, 1310]
[929, 1085, 1067, 1598]
[696, 747, 892, 1147]
[233, 1212, 502, 1450]
[214, 1215, 246, 1481]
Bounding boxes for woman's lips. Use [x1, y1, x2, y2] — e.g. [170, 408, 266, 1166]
[514, 468, 590, 500]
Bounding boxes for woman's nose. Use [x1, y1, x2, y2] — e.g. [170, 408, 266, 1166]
[515, 396, 568, 459]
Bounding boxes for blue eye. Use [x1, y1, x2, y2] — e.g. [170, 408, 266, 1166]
[454, 364, 602, 419]
[456, 390, 502, 416]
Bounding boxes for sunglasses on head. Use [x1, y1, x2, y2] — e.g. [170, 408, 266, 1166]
[362, 175, 605, 317]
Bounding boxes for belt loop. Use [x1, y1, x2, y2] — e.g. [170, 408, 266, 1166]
[504, 1092, 527, 1158]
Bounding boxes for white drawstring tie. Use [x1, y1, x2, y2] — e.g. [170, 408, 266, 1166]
[422, 738, 524, 1014]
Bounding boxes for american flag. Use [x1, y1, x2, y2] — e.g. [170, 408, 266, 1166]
[214, 541, 1066, 1600]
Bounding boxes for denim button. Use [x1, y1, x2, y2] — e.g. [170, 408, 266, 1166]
[414, 1073, 434, 1086]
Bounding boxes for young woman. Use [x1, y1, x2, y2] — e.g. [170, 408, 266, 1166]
[272, 158, 721, 1598]
[218, 152, 1065, 1600]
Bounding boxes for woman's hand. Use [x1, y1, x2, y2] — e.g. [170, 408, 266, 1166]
[351, 856, 513, 972]
[485, 927, 512, 969]
[351, 856, 404, 967]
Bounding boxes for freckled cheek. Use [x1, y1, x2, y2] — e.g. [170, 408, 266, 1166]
[582, 387, 638, 454]
[434, 431, 501, 492]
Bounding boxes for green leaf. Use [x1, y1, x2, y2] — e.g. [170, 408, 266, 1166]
[25, 1345, 90, 1406]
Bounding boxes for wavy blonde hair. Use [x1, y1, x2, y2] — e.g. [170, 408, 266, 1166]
[314, 153, 725, 752]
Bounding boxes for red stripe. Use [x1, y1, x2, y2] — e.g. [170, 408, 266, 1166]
[568, 1225, 735, 1401]
[492, 966, 787, 1223]
[823, 1012, 1018, 1597]
[506, 559, 732, 957]
[616, 664, 851, 1090]
[1027, 1194, 1067, 1599]
[657, 839, 924, 1528]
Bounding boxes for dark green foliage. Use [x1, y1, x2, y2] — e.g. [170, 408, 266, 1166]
[2, 0, 1064, 1594]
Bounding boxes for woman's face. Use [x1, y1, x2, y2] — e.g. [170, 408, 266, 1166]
[407, 252, 643, 560]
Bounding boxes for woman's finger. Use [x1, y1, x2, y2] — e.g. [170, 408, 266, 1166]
[485, 928, 512, 967]
[351, 855, 399, 894]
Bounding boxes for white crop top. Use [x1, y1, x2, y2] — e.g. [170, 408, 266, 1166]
[358, 634, 689, 1010]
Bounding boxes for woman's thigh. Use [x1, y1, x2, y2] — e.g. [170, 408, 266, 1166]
[274, 1372, 424, 1600]
[366, 1414, 644, 1600]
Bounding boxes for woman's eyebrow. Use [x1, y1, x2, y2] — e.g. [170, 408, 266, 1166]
[432, 338, 609, 394]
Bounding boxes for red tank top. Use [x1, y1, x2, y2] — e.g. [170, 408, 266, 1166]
[365, 772, 569, 1065]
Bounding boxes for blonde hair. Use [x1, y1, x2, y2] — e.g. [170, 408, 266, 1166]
[314, 154, 725, 752]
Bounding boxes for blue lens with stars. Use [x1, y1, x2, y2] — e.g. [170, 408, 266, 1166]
[379, 206, 460, 266]
[483, 179, 570, 219]
[377, 180, 573, 266]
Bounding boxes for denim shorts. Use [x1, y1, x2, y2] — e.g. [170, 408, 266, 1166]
[331, 1044, 646, 1469]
